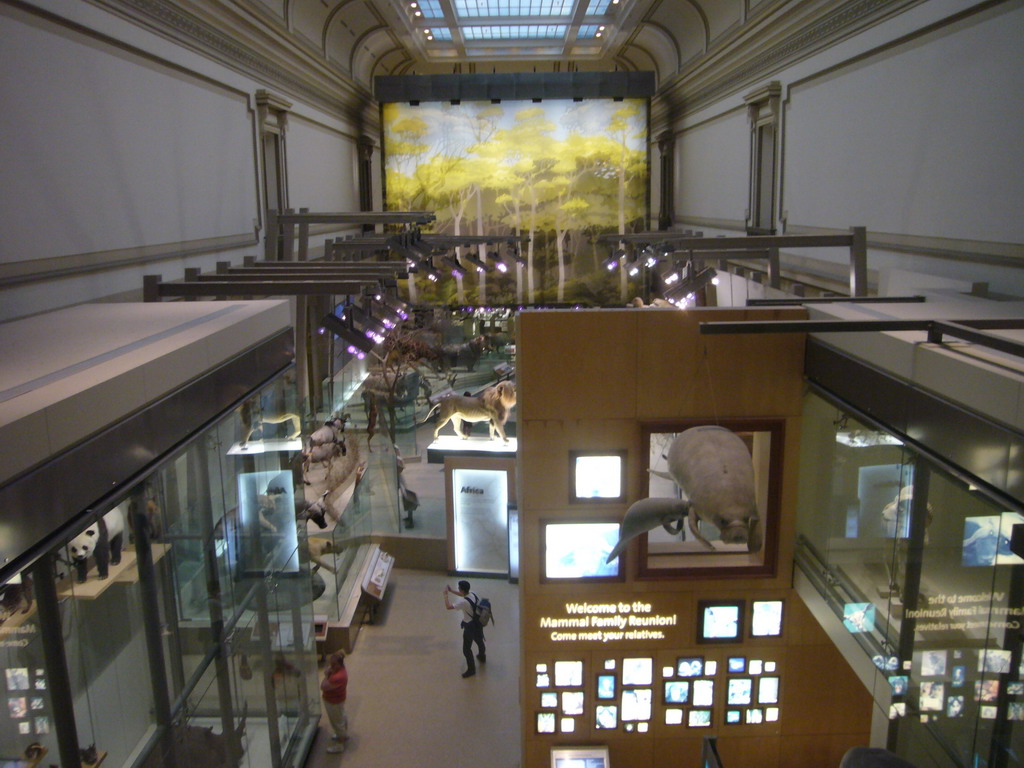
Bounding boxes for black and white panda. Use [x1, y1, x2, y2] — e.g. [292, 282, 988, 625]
[68, 507, 125, 582]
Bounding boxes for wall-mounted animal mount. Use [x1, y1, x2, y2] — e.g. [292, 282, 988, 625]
[426, 381, 516, 443]
[68, 507, 126, 582]
[607, 426, 762, 562]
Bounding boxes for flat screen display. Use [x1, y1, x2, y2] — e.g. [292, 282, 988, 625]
[561, 691, 584, 715]
[595, 705, 617, 730]
[544, 522, 621, 579]
[699, 600, 744, 643]
[621, 689, 652, 721]
[664, 680, 690, 704]
[677, 657, 704, 677]
[728, 656, 746, 673]
[693, 679, 714, 707]
[758, 676, 780, 704]
[751, 600, 784, 636]
[553, 661, 583, 687]
[689, 709, 712, 727]
[622, 658, 653, 686]
[551, 745, 611, 768]
[596, 675, 616, 700]
[727, 678, 753, 705]
[573, 454, 624, 500]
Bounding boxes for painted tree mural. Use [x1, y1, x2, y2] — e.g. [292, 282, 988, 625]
[382, 99, 648, 305]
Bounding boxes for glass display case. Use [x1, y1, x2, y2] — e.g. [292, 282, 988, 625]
[796, 390, 1024, 767]
[0, 367, 320, 768]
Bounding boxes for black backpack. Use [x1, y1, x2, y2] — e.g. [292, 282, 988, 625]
[467, 593, 494, 626]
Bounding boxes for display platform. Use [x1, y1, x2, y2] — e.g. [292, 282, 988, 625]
[226, 437, 303, 456]
[56, 544, 170, 600]
[427, 435, 518, 463]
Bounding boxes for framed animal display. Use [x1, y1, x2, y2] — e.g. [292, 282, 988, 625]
[611, 419, 783, 578]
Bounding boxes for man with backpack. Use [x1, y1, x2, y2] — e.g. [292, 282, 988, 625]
[444, 580, 492, 678]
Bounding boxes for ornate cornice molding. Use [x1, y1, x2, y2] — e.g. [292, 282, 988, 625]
[652, 0, 922, 123]
[86, 0, 377, 126]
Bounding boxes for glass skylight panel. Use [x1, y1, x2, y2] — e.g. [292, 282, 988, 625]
[585, 0, 615, 14]
[462, 25, 567, 39]
[577, 24, 601, 39]
[427, 27, 453, 40]
[417, 0, 445, 18]
[454, 0, 574, 17]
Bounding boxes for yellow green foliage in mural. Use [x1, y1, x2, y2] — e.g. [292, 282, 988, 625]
[382, 99, 648, 306]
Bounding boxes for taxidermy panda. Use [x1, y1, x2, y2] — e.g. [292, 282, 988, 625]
[68, 507, 125, 583]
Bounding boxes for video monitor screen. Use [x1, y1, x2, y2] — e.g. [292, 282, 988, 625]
[541, 692, 558, 708]
[537, 712, 556, 733]
[664, 680, 690, 704]
[665, 708, 684, 725]
[677, 657, 704, 677]
[688, 709, 713, 727]
[621, 689, 652, 722]
[962, 512, 1024, 566]
[758, 676, 780, 704]
[745, 708, 764, 724]
[573, 453, 625, 501]
[553, 661, 583, 687]
[727, 678, 753, 705]
[693, 679, 715, 707]
[595, 705, 618, 730]
[596, 675, 616, 700]
[698, 600, 745, 643]
[725, 709, 741, 724]
[728, 657, 746, 673]
[622, 658, 653, 686]
[561, 691, 584, 715]
[551, 745, 611, 768]
[544, 522, 621, 579]
[751, 600, 784, 636]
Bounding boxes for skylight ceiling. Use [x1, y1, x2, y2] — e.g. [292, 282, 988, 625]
[402, 0, 624, 59]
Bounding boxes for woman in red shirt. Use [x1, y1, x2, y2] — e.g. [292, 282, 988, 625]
[320, 651, 349, 753]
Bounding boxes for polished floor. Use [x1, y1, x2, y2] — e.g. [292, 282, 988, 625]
[305, 569, 522, 768]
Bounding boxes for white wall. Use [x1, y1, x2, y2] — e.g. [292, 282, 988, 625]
[675, 107, 749, 226]
[665, 0, 1024, 296]
[0, 0, 368, 321]
[287, 115, 359, 212]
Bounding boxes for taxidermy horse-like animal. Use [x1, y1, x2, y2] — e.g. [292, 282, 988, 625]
[607, 426, 762, 562]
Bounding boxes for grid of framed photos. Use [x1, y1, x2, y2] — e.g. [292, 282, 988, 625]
[536, 652, 782, 734]
[536, 660, 588, 734]
[5, 666, 49, 737]
[884, 646, 1024, 722]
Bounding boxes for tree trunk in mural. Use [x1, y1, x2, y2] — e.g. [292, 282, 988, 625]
[475, 184, 486, 305]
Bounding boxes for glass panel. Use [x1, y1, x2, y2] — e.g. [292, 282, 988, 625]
[454, 0, 574, 17]
[0, 571, 52, 760]
[462, 25, 568, 39]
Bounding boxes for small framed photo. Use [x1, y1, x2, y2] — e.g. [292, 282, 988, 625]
[727, 656, 746, 673]
[677, 657, 704, 677]
[758, 676, 780, 705]
[665, 708, 684, 725]
[663, 680, 690, 704]
[751, 600, 784, 637]
[622, 658, 653, 686]
[536, 712, 556, 733]
[745, 708, 764, 724]
[693, 679, 715, 707]
[688, 709, 712, 727]
[561, 691, 584, 716]
[725, 709, 741, 724]
[595, 705, 618, 730]
[727, 678, 753, 706]
[596, 674, 616, 700]
[541, 692, 558, 708]
[698, 600, 745, 643]
[553, 660, 583, 687]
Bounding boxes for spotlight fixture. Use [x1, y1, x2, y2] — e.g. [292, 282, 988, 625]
[319, 313, 375, 358]
[424, 260, 441, 282]
[348, 304, 389, 343]
[511, 249, 527, 267]
[378, 293, 410, 320]
[466, 255, 491, 273]
[603, 255, 619, 271]
[628, 263, 640, 277]
[442, 256, 465, 279]
[488, 251, 509, 273]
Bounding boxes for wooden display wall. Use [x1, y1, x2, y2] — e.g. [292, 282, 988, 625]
[517, 308, 872, 768]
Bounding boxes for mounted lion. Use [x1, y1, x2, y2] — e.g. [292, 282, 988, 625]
[426, 381, 516, 444]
